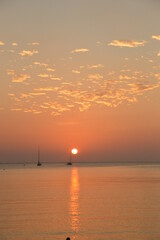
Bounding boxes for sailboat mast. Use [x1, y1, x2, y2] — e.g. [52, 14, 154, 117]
[38, 146, 40, 163]
[69, 152, 72, 164]
[37, 145, 42, 166]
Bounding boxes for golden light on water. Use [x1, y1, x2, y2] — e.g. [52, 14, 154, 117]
[70, 168, 80, 233]
[71, 148, 78, 155]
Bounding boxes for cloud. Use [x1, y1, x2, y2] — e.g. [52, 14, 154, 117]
[34, 61, 41, 65]
[96, 41, 103, 46]
[8, 69, 16, 76]
[38, 74, 49, 78]
[50, 77, 62, 81]
[8, 50, 15, 53]
[157, 52, 160, 57]
[11, 108, 22, 111]
[34, 62, 48, 67]
[32, 111, 42, 114]
[72, 70, 80, 74]
[0, 41, 5, 46]
[12, 74, 30, 83]
[12, 42, 18, 46]
[71, 48, 89, 54]
[31, 42, 39, 46]
[119, 75, 133, 80]
[155, 73, 160, 80]
[88, 64, 104, 69]
[88, 74, 103, 80]
[41, 101, 70, 114]
[34, 87, 55, 92]
[46, 68, 55, 72]
[108, 40, 146, 48]
[8, 93, 15, 97]
[79, 66, 85, 69]
[8, 70, 30, 83]
[29, 92, 46, 96]
[152, 35, 160, 41]
[129, 83, 159, 92]
[28, 42, 40, 46]
[19, 50, 38, 56]
[78, 102, 91, 112]
[19, 93, 30, 99]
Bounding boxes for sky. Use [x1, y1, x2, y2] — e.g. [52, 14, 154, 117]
[0, 0, 160, 163]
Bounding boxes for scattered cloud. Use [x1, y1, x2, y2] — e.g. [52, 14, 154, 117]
[11, 108, 22, 111]
[6, 38, 160, 117]
[0, 41, 5, 46]
[12, 42, 18, 46]
[34, 62, 41, 65]
[96, 41, 103, 46]
[72, 70, 80, 74]
[29, 92, 46, 96]
[34, 87, 55, 92]
[46, 68, 55, 72]
[71, 48, 89, 54]
[34, 62, 48, 67]
[108, 40, 146, 48]
[155, 73, 160, 80]
[51, 77, 62, 81]
[8, 69, 16, 76]
[119, 75, 133, 80]
[28, 42, 40, 46]
[19, 50, 38, 56]
[8, 93, 15, 97]
[88, 64, 104, 69]
[88, 74, 103, 80]
[38, 74, 49, 78]
[129, 83, 159, 92]
[152, 35, 160, 41]
[108, 71, 115, 76]
[12, 74, 30, 83]
[8, 70, 30, 83]
[8, 50, 15, 53]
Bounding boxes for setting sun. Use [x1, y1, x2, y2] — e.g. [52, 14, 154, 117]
[71, 148, 78, 155]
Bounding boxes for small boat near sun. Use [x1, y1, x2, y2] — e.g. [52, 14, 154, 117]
[66, 162, 72, 165]
[37, 146, 42, 166]
[67, 152, 72, 165]
[66, 148, 78, 166]
[67, 151, 72, 165]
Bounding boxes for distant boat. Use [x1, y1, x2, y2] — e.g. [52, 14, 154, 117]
[67, 153, 72, 166]
[37, 146, 42, 166]
[67, 162, 72, 166]
[37, 160, 42, 166]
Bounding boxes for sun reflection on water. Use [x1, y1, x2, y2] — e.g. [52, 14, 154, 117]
[70, 168, 80, 234]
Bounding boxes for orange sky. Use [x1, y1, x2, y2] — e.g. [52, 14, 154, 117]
[0, 0, 160, 162]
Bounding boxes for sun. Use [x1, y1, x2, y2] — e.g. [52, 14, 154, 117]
[71, 148, 78, 155]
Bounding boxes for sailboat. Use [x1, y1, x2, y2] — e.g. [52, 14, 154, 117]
[37, 146, 42, 166]
[67, 162, 72, 165]
[67, 153, 72, 165]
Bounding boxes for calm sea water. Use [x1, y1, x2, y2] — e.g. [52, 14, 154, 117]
[1, 163, 160, 240]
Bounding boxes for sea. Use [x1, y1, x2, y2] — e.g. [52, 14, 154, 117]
[0, 163, 160, 240]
